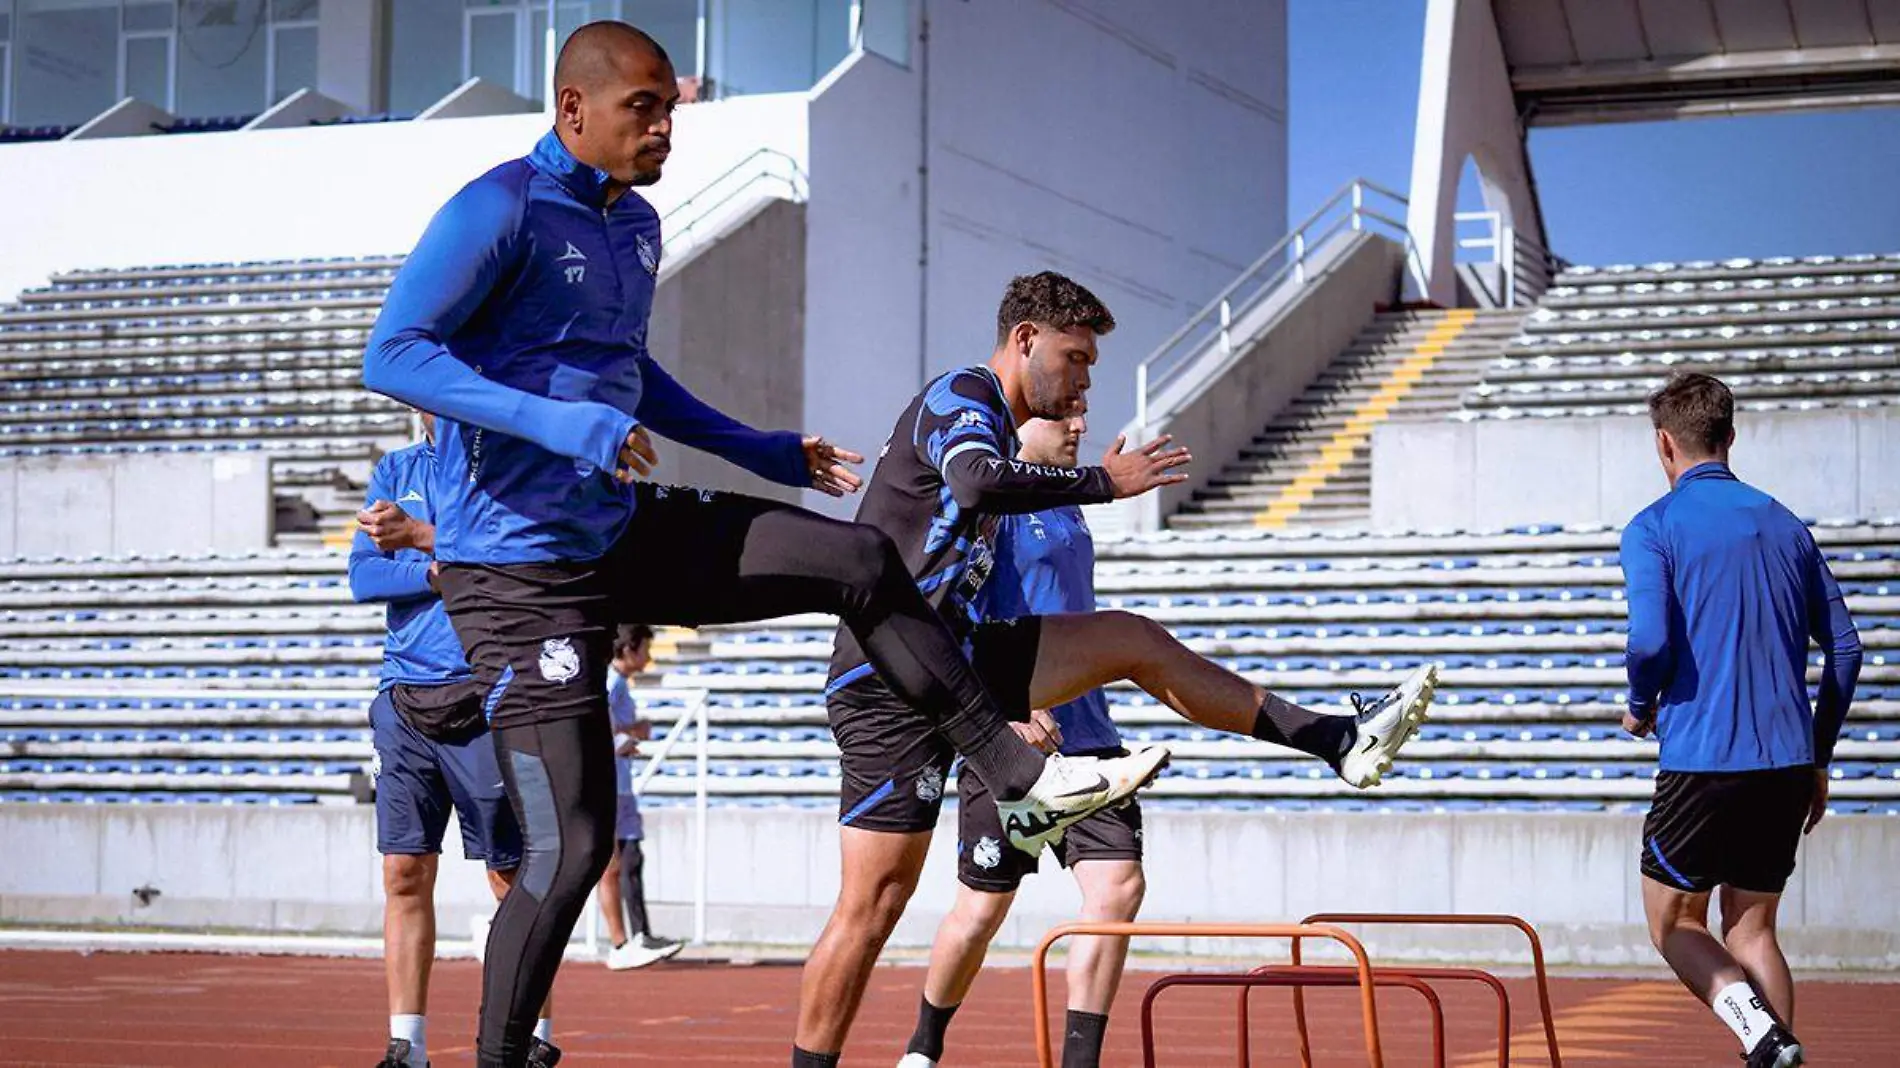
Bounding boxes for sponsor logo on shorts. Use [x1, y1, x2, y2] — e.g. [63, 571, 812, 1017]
[539, 637, 582, 684]
[915, 766, 945, 803]
[972, 836, 1002, 870]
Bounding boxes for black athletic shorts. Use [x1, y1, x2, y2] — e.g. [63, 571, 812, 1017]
[955, 747, 1143, 893]
[828, 616, 1042, 834]
[1641, 765, 1815, 895]
[441, 483, 868, 731]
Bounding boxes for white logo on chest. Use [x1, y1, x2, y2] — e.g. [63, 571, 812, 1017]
[558, 241, 588, 285]
[538, 637, 582, 684]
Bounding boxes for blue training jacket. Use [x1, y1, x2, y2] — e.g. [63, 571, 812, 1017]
[1621, 462, 1862, 772]
[363, 130, 810, 564]
[347, 442, 470, 689]
[977, 505, 1121, 754]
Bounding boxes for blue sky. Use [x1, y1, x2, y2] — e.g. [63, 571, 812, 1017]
[1288, 0, 1900, 266]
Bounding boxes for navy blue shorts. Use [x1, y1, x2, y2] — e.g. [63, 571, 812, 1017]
[370, 690, 522, 870]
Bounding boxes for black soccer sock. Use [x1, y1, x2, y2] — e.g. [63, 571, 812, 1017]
[791, 1047, 841, 1068]
[906, 996, 960, 1060]
[1061, 1010, 1111, 1068]
[1252, 693, 1356, 768]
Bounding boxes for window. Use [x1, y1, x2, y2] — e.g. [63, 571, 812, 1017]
[387, 0, 461, 115]
[15, 0, 118, 128]
[120, 1, 174, 109]
[268, 0, 318, 104]
[710, 0, 851, 98]
[623, 0, 698, 78]
[176, 0, 268, 120]
[0, 1, 12, 124]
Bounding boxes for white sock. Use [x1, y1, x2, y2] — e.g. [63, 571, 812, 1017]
[533, 1017, 553, 1044]
[1713, 982, 1776, 1052]
[390, 1014, 427, 1065]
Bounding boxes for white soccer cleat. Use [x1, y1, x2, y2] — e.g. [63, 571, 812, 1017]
[470, 914, 491, 964]
[895, 1055, 938, 1068]
[996, 746, 1171, 855]
[1337, 663, 1437, 789]
[606, 933, 685, 971]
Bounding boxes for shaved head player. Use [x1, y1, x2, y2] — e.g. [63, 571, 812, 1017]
[363, 21, 1168, 1068]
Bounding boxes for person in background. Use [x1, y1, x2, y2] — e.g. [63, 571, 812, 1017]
[1621, 372, 1861, 1068]
[596, 623, 685, 969]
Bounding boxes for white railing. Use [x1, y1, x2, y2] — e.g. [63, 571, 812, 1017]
[581, 688, 711, 953]
[1133, 179, 1425, 432]
[659, 148, 808, 266]
[1453, 210, 1559, 307]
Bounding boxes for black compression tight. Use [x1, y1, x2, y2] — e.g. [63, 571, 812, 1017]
[478, 714, 616, 1068]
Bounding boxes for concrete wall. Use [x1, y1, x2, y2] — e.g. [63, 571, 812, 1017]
[645, 198, 807, 500]
[1373, 407, 1900, 531]
[802, 0, 1289, 514]
[1111, 232, 1402, 533]
[5, 802, 1896, 968]
[0, 93, 808, 303]
[0, 452, 271, 558]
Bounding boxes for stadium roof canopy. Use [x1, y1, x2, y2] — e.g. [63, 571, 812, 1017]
[1499, 0, 1900, 126]
[1406, 0, 1900, 306]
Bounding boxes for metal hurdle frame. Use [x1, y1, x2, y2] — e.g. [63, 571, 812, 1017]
[1234, 963, 1501, 1068]
[1031, 922, 1388, 1068]
[1153, 967, 1446, 1068]
[1283, 913, 1563, 1068]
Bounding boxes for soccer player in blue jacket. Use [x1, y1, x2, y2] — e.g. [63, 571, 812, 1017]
[350, 413, 551, 1068]
[360, 22, 1164, 1067]
[1621, 373, 1861, 1068]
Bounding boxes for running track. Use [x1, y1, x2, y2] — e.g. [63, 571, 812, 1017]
[0, 951, 1895, 1065]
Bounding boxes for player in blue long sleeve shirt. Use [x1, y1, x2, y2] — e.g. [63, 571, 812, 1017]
[349, 415, 543, 1068]
[360, 23, 1159, 1068]
[1619, 373, 1860, 1068]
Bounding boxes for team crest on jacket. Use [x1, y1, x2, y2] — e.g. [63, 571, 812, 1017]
[636, 234, 660, 276]
[915, 766, 945, 802]
[971, 836, 1002, 870]
[539, 637, 582, 684]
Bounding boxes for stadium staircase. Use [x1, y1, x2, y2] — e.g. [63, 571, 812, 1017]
[0, 254, 1896, 815]
[1169, 308, 1522, 531]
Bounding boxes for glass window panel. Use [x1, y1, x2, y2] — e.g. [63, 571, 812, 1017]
[15, 0, 118, 128]
[527, 2, 586, 103]
[124, 2, 176, 33]
[273, 0, 320, 21]
[624, 0, 697, 77]
[176, 0, 268, 118]
[859, 0, 908, 67]
[467, 9, 516, 90]
[125, 35, 170, 106]
[386, 0, 461, 114]
[714, 0, 816, 98]
[0, 7, 11, 42]
[271, 23, 315, 103]
[1, 45, 10, 124]
[814, 0, 850, 77]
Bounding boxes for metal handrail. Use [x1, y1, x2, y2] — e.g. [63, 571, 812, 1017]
[1454, 209, 1558, 308]
[1133, 178, 1424, 431]
[660, 147, 808, 261]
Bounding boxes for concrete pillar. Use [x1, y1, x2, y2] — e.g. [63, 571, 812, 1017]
[1406, 0, 1544, 307]
[317, 0, 385, 115]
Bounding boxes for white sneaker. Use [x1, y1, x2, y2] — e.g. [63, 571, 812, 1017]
[994, 746, 1170, 855]
[1337, 663, 1437, 788]
[605, 933, 685, 970]
[470, 914, 491, 964]
[896, 1054, 938, 1067]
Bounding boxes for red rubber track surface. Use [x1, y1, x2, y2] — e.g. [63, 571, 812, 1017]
[0, 951, 1895, 1066]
